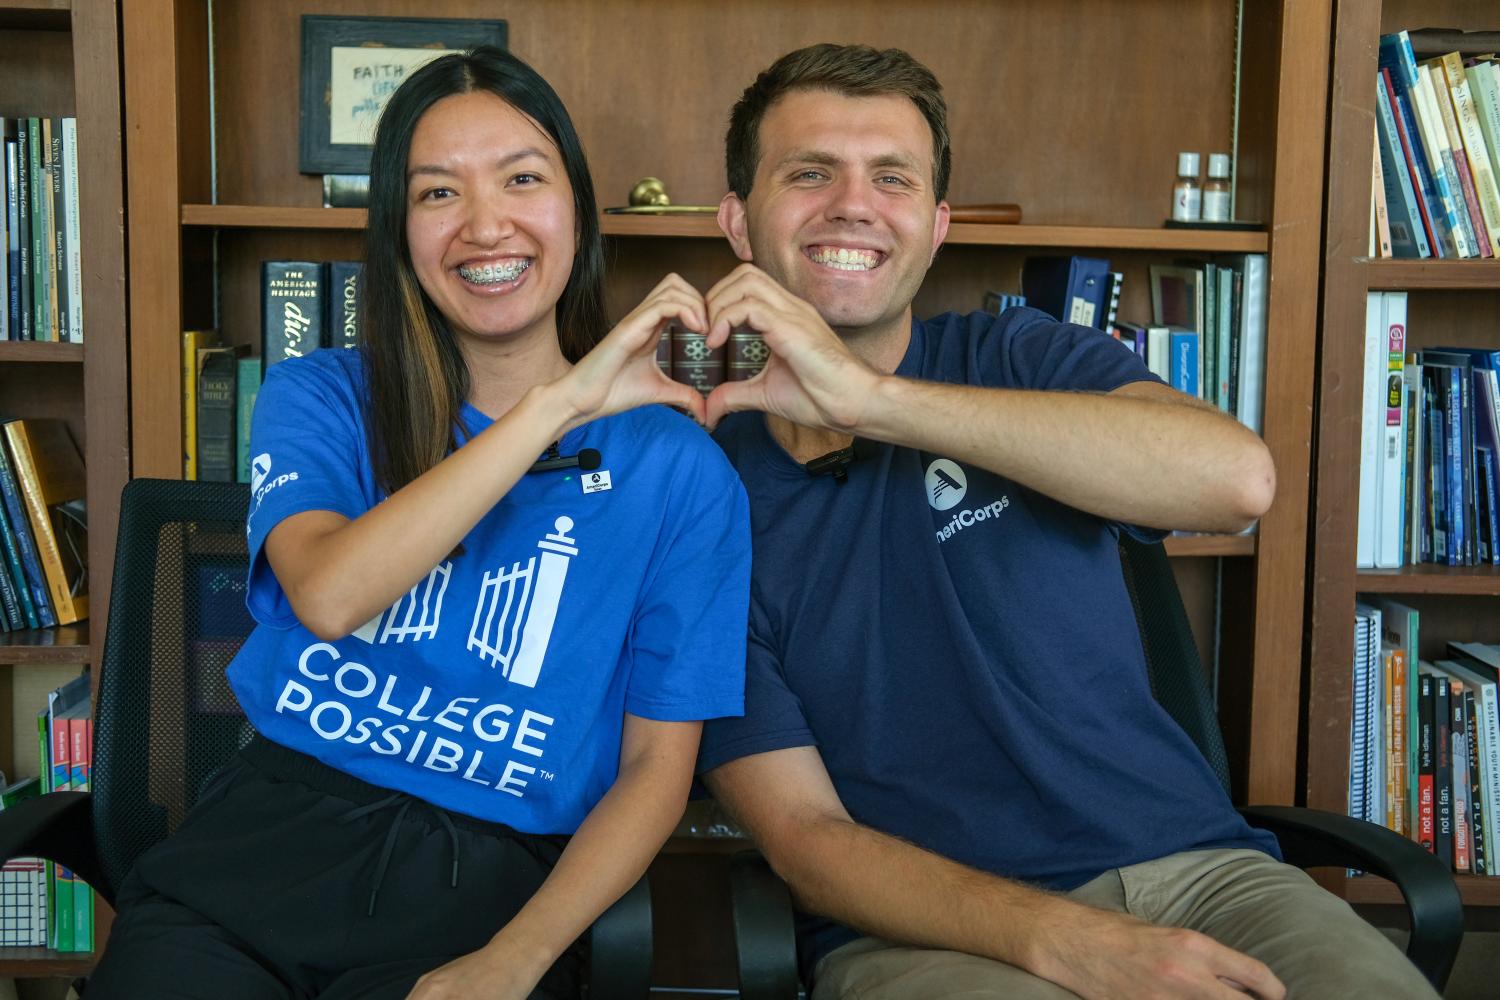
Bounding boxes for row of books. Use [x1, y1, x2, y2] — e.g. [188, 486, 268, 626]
[183, 333, 262, 483]
[1, 117, 83, 343]
[1356, 292, 1500, 569]
[1116, 257, 1269, 435]
[652, 323, 768, 396]
[1371, 31, 1500, 260]
[1351, 598, 1500, 876]
[0, 672, 94, 949]
[0, 418, 87, 630]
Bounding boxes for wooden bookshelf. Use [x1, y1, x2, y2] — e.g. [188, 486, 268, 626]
[0, 0, 128, 978]
[1307, 0, 1500, 911]
[1165, 535, 1257, 558]
[0, 622, 89, 664]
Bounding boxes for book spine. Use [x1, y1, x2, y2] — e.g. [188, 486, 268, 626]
[1393, 650, 1408, 836]
[0, 529, 21, 629]
[670, 321, 725, 396]
[67, 714, 92, 951]
[49, 119, 67, 337]
[1436, 676, 1454, 867]
[1480, 680, 1500, 873]
[63, 118, 81, 343]
[47, 710, 71, 952]
[16, 119, 31, 339]
[0, 493, 39, 628]
[1466, 689, 1488, 876]
[181, 330, 217, 480]
[2, 422, 82, 624]
[5, 136, 20, 339]
[28, 118, 47, 338]
[1419, 675, 1435, 849]
[1453, 682, 1473, 872]
[1484, 447, 1500, 567]
[327, 260, 362, 350]
[0, 437, 54, 626]
[726, 328, 769, 382]
[236, 356, 262, 484]
[1371, 130, 1393, 257]
[196, 348, 240, 483]
[1170, 330, 1198, 397]
[1377, 294, 1407, 568]
[261, 261, 325, 368]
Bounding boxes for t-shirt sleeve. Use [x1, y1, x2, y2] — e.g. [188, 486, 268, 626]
[979, 308, 1164, 394]
[243, 359, 371, 628]
[695, 589, 817, 774]
[624, 448, 752, 722]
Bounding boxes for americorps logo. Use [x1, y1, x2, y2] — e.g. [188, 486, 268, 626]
[250, 453, 272, 492]
[926, 459, 968, 511]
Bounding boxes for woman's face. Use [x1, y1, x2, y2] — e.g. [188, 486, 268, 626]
[404, 90, 577, 349]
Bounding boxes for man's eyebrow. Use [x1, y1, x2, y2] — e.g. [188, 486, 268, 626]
[773, 150, 925, 173]
[407, 146, 552, 181]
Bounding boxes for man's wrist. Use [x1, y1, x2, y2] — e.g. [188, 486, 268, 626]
[843, 370, 908, 442]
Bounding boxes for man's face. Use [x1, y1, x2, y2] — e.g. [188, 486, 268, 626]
[722, 88, 949, 336]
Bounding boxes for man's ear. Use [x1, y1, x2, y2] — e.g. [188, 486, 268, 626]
[930, 200, 952, 264]
[718, 192, 755, 263]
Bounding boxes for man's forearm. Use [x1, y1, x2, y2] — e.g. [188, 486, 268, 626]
[771, 813, 1080, 976]
[854, 376, 1274, 533]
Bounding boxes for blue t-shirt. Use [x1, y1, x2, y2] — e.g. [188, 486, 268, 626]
[699, 308, 1279, 971]
[227, 349, 750, 834]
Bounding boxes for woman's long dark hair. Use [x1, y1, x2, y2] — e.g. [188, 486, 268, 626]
[362, 45, 608, 497]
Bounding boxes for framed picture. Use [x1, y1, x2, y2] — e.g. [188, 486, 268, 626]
[299, 15, 508, 175]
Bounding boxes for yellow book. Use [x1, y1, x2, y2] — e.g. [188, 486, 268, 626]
[1, 419, 87, 625]
[1439, 52, 1500, 258]
[182, 329, 219, 480]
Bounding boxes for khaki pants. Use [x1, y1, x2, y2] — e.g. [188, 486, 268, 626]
[811, 848, 1439, 1000]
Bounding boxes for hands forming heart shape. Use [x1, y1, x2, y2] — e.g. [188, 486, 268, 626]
[559, 264, 881, 435]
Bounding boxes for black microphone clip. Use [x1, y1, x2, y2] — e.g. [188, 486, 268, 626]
[529, 442, 602, 474]
[804, 439, 869, 485]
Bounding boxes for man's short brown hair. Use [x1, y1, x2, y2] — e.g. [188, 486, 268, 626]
[725, 43, 951, 203]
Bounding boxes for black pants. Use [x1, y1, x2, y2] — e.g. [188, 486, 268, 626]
[87, 736, 582, 999]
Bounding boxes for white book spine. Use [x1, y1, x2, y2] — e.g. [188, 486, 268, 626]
[62, 118, 81, 344]
[1377, 292, 1407, 568]
[1357, 292, 1384, 568]
[1237, 254, 1268, 436]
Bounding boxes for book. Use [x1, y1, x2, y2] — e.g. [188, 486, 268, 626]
[65, 707, 92, 950]
[0, 775, 46, 946]
[15, 118, 32, 338]
[237, 356, 262, 484]
[0, 433, 55, 626]
[48, 118, 68, 338]
[181, 330, 220, 480]
[1376, 75, 1431, 257]
[2, 418, 87, 624]
[1358, 292, 1384, 568]
[322, 173, 369, 208]
[196, 345, 250, 483]
[1445, 642, 1500, 874]
[261, 260, 326, 368]
[1021, 255, 1111, 328]
[726, 328, 769, 383]
[1434, 670, 1454, 867]
[1419, 671, 1436, 852]
[1169, 329, 1199, 398]
[61, 117, 81, 343]
[670, 321, 724, 396]
[327, 260, 362, 350]
[1412, 61, 1477, 256]
[0, 486, 39, 629]
[1371, 129, 1393, 258]
[1451, 677, 1473, 872]
[1421, 62, 1489, 257]
[1438, 53, 1500, 258]
[1378, 292, 1408, 568]
[1379, 41, 1455, 257]
[1145, 326, 1171, 383]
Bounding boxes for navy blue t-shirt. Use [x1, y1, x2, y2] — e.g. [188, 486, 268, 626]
[699, 308, 1279, 973]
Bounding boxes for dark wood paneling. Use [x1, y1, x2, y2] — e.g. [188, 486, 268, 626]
[0, 26, 72, 115]
[209, 0, 1236, 227]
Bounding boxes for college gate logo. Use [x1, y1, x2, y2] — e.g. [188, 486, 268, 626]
[926, 459, 968, 511]
[467, 515, 580, 687]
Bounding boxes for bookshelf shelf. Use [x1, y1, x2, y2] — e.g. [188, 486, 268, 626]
[0, 948, 94, 977]
[0, 0, 69, 31]
[0, 341, 84, 363]
[0, 622, 89, 664]
[179, 205, 1271, 252]
[1365, 259, 1500, 290]
[1164, 535, 1256, 557]
[1354, 566, 1500, 596]
[1345, 874, 1500, 907]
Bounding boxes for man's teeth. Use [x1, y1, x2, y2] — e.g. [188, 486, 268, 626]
[809, 247, 879, 271]
[459, 260, 531, 284]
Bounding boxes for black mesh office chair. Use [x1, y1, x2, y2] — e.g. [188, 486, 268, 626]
[730, 535, 1464, 998]
[0, 478, 652, 998]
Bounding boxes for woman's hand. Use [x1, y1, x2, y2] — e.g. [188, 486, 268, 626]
[552, 272, 709, 432]
[403, 942, 546, 1000]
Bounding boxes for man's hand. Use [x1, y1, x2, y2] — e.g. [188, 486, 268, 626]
[702, 263, 881, 431]
[1035, 905, 1286, 1000]
[403, 941, 544, 1000]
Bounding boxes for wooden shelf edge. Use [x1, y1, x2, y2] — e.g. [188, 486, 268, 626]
[0, 622, 90, 664]
[1364, 258, 1500, 290]
[1164, 534, 1256, 557]
[1345, 874, 1500, 907]
[0, 947, 95, 978]
[0, 341, 84, 363]
[1355, 567, 1500, 596]
[182, 205, 1269, 251]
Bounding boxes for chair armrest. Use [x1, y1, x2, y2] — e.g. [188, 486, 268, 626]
[730, 850, 800, 1000]
[1239, 804, 1461, 991]
[0, 791, 110, 905]
[587, 874, 652, 1000]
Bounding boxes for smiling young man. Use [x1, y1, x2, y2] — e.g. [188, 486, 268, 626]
[694, 44, 1439, 1000]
